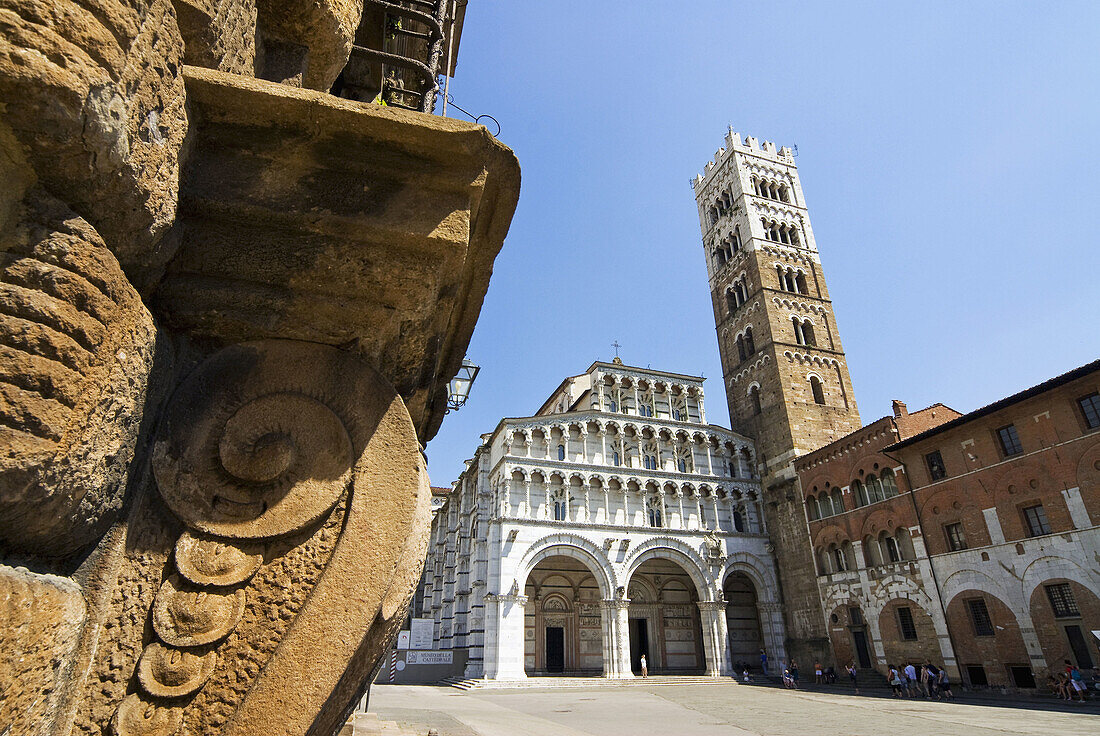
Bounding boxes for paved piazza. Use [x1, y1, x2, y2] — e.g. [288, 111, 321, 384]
[371, 682, 1100, 736]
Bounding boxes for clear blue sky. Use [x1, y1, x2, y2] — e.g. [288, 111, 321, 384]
[425, 0, 1100, 485]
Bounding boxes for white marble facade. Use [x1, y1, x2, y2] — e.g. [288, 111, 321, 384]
[419, 361, 786, 679]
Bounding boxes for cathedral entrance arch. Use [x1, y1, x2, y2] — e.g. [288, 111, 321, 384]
[723, 571, 764, 670]
[523, 554, 605, 675]
[625, 558, 705, 674]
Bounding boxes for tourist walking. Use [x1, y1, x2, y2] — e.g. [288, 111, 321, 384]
[926, 663, 941, 699]
[1066, 660, 1087, 701]
[937, 667, 954, 699]
[815, 661, 824, 684]
[847, 662, 859, 695]
[919, 662, 932, 698]
[640, 654, 648, 678]
[790, 660, 799, 688]
[760, 648, 768, 675]
[888, 665, 903, 697]
[904, 662, 918, 697]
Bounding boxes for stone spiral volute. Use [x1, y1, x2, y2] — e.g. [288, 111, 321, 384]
[153, 341, 366, 539]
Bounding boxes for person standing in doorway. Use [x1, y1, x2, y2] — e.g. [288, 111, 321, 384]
[847, 662, 859, 695]
[760, 648, 768, 675]
[815, 661, 824, 684]
[640, 654, 648, 678]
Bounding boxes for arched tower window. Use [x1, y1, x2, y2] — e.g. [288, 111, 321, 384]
[749, 385, 762, 415]
[647, 496, 664, 527]
[881, 468, 898, 497]
[809, 375, 825, 405]
[796, 271, 808, 294]
[744, 326, 755, 355]
[557, 444, 565, 461]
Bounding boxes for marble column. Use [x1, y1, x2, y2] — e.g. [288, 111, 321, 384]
[601, 599, 635, 678]
[483, 593, 529, 680]
[697, 601, 732, 677]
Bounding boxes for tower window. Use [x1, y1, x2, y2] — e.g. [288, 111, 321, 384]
[925, 450, 947, 481]
[997, 424, 1023, 456]
[744, 327, 755, 356]
[809, 375, 825, 405]
[749, 386, 762, 415]
[1022, 504, 1051, 537]
[897, 606, 918, 640]
[967, 598, 995, 637]
[612, 450, 621, 466]
[557, 444, 565, 461]
[1078, 392, 1100, 429]
[1045, 583, 1079, 618]
[795, 271, 808, 294]
[944, 522, 967, 551]
[553, 500, 567, 521]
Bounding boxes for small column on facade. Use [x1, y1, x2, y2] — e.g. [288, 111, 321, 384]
[523, 480, 532, 518]
[579, 426, 589, 463]
[697, 601, 732, 676]
[705, 438, 714, 475]
[676, 491, 686, 530]
[600, 598, 635, 678]
[599, 426, 607, 465]
[698, 389, 706, 423]
[483, 592, 529, 680]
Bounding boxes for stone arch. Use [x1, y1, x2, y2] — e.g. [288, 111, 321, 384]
[622, 537, 712, 601]
[1020, 555, 1100, 602]
[516, 534, 616, 598]
[720, 551, 779, 601]
[939, 567, 1014, 610]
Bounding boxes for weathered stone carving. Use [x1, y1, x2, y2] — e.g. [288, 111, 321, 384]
[0, 3, 519, 734]
[0, 193, 157, 559]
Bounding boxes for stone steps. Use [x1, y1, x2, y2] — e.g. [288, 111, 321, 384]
[438, 675, 737, 690]
[341, 712, 434, 736]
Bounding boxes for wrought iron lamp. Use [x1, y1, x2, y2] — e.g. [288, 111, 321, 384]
[447, 358, 479, 411]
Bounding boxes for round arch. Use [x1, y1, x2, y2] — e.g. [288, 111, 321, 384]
[622, 537, 712, 601]
[515, 534, 616, 598]
[1021, 555, 1100, 602]
[720, 552, 779, 601]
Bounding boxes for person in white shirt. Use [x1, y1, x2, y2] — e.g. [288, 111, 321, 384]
[904, 663, 918, 697]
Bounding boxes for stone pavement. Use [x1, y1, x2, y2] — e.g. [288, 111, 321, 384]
[369, 681, 1100, 736]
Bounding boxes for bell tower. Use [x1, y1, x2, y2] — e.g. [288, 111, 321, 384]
[693, 129, 862, 664]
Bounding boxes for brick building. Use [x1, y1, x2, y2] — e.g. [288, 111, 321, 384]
[797, 361, 1100, 688]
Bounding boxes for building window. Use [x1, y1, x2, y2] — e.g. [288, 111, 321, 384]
[733, 510, 744, 532]
[967, 598, 995, 637]
[897, 606, 918, 640]
[678, 458, 688, 473]
[553, 500, 566, 521]
[1078, 392, 1100, 429]
[638, 403, 653, 418]
[647, 499, 663, 528]
[643, 454, 658, 471]
[749, 386, 762, 415]
[944, 522, 967, 551]
[833, 548, 847, 572]
[557, 444, 565, 461]
[612, 450, 621, 467]
[997, 424, 1023, 456]
[1022, 503, 1051, 537]
[883, 535, 900, 563]
[809, 375, 825, 405]
[1045, 583, 1080, 618]
[851, 479, 868, 507]
[925, 450, 946, 480]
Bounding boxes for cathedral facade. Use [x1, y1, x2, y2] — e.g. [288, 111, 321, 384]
[420, 361, 785, 679]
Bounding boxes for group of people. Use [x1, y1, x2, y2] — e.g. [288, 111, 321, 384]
[1047, 660, 1091, 702]
[885, 662, 953, 699]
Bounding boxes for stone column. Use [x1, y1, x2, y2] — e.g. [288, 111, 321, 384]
[601, 599, 634, 678]
[697, 601, 731, 677]
[758, 601, 788, 666]
[705, 440, 714, 475]
[523, 480, 532, 518]
[483, 593, 528, 680]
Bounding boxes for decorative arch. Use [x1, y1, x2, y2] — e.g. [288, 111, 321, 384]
[515, 534, 616, 598]
[1020, 555, 1100, 602]
[621, 537, 712, 601]
[720, 551, 779, 601]
[939, 567, 1014, 609]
